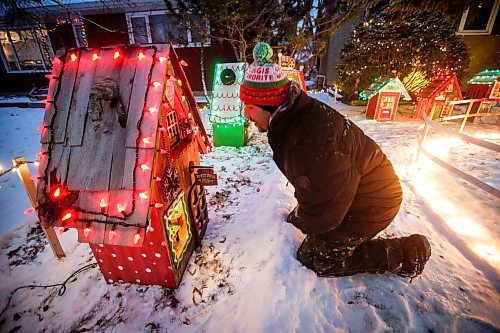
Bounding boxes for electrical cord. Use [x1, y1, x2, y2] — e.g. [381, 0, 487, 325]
[0, 160, 38, 178]
[0, 263, 97, 321]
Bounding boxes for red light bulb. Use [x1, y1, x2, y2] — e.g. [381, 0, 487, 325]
[70, 54, 77, 62]
[133, 233, 141, 245]
[61, 212, 72, 221]
[99, 198, 107, 208]
[138, 52, 145, 60]
[23, 207, 35, 215]
[114, 51, 120, 59]
[117, 203, 126, 213]
[84, 227, 91, 237]
[92, 53, 99, 61]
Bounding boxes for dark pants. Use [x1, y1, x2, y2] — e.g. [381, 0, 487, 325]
[296, 228, 404, 277]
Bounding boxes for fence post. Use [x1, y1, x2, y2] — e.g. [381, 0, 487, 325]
[12, 157, 66, 259]
[333, 85, 338, 110]
[415, 106, 437, 165]
[459, 101, 474, 133]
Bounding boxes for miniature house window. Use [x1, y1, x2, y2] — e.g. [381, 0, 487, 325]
[381, 96, 395, 108]
[166, 109, 182, 146]
[163, 192, 192, 269]
[126, 11, 210, 47]
[0, 27, 54, 73]
[71, 19, 88, 48]
[458, 0, 499, 35]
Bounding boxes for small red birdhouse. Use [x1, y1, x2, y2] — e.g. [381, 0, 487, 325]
[366, 91, 401, 121]
[36, 44, 211, 287]
[361, 75, 411, 121]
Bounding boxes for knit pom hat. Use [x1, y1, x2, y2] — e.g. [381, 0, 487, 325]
[240, 42, 291, 106]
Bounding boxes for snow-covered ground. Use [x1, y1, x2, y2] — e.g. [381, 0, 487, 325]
[0, 93, 498, 332]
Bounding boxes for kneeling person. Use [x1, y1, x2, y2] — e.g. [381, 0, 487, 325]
[240, 42, 431, 278]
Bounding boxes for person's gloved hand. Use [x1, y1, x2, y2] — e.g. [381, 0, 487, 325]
[286, 205, 308, 234]
[286, 205, 299, 225]
[286, 210, 296, 224]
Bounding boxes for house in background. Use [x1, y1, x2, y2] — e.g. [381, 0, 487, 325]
[0, 0, 235, 97]
[319, 1, 500, 89]
[456, 0, 500, 86]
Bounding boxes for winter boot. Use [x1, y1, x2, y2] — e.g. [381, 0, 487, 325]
[396, 234, 431, 278]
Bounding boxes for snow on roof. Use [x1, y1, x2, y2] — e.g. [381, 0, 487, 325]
[416, 74, 462, 100]
[359, 75, 412, 101]
[467, 69, 500, 85]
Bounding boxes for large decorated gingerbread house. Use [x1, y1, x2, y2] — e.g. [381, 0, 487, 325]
[36, 44, 210, 287]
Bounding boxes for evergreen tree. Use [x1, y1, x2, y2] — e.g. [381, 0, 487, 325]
[171, 0, 471, 65]
[337, 11, 469, 102]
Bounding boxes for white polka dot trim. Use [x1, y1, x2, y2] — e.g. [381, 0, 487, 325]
[127, 257, 134, 261]
[118, 266, 123, 271]
[145, 268, 152, 273]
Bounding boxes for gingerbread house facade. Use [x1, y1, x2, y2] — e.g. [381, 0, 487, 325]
[36, 44, 210, 287]
[413, 73, 463, 120]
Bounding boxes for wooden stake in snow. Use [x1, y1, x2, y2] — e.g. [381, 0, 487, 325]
[12, 157, 66, 259]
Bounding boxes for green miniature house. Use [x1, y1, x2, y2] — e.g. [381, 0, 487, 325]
[209, 63, 252, 147]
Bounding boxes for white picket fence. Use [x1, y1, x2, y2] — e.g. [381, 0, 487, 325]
[415, 98, 500, 199]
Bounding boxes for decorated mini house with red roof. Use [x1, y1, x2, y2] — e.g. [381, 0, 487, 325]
[413, 73, 463, 120]
[278, 53, 307, 93]
[360, 72, 412, 121]
[36, 44, 211, 287]
[465, 69, 500, 99]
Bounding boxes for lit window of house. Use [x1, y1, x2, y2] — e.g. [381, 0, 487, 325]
[166, 109, 181, 146]
[125, 11, 210, 47]
[0, 26, 54, 72]
[458, 0, 500, 35]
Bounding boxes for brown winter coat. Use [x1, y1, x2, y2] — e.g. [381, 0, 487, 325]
[268, 91, 402, 238]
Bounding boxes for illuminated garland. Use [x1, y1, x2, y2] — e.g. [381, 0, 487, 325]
[467, 69, 500, 85]
[0, 160, 39, 178]
[38, 46, 161, 232]
[49, 17, 88, 47]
